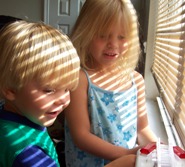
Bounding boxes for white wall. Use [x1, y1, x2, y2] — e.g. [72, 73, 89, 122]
[0, 0, 44, 21]
[144, 0, 159, 99]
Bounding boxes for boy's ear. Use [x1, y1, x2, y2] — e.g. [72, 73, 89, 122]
[2, 89, 16, 101]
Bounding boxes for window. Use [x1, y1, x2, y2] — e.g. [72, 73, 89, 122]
[148, 0, 185, 148]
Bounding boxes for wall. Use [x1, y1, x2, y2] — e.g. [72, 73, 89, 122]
[0, 0, 148, 32]
[144, 0, 159, 99]
[131, 0, 150, 41]
[0, 0, 44, 21]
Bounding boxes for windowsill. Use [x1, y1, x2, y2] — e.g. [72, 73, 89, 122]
[146, 98, 168, 143]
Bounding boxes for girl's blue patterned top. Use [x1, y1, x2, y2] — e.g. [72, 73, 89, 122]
[65, 70, 138, 167]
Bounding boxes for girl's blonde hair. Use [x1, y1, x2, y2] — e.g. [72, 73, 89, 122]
[70, 0, 140, 75]
[0, 21, 80, 98]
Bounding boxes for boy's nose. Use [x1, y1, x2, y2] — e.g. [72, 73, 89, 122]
[54, 97, 70, 111]
[54, 93, 69, 105]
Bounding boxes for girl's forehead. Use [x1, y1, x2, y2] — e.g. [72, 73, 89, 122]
[98, 21, 126, 35]
[98, 15, 126, 31]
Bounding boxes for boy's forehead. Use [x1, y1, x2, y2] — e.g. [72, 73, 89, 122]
[38, 71, 76, 85]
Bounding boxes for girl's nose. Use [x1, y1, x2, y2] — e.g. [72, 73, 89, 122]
[107, 36, 118, 49]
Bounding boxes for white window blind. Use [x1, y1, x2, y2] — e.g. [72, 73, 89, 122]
[151, 0, 185, 147]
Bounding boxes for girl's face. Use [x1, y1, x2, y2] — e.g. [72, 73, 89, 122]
[12, 80, 70, 127]
[88, 22, 128, 69]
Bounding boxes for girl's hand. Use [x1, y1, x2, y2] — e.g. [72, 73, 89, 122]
[105, 154, 136, 167]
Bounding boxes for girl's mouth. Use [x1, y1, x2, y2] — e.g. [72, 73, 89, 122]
[104, 53, 118, 58]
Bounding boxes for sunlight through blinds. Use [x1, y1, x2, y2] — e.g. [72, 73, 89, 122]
[152, 0, 185, 147]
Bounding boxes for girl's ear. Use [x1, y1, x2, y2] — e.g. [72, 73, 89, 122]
[2, 89, 16, 101]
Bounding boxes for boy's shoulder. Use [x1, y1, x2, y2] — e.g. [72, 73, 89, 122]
[0, 115, 49, 146]
[0, 118, 40, 143]
[0, 118, 58, 167]
[0, 117, 52, 152]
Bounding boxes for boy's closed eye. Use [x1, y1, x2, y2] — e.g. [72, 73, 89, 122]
[43, 88, 56, 94]
[43, 87, 69, 94]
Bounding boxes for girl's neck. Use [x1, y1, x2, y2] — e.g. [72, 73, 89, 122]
[86, 67, 132, 92]
[87, 63, 119, 74]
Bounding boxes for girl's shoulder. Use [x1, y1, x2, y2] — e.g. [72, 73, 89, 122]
[132, 71, 145, 86]
[78, 68, 89, 86]
[69, 68, 88, 96]
[80, 68, 88, 80]
[133, 70, 143, 78]
[80, 68, 93, 82]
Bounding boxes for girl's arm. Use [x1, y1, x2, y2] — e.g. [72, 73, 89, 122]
[105, 154, 136, 167]
[65, 70, 140, 161]
[134, 71, 157, 145]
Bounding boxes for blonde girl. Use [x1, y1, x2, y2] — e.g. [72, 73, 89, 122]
[64, 0, 157, 166]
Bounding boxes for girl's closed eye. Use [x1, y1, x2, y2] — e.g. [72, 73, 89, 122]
[99, 34, 108, 40]
[118, 35, 125, 40]
[99, 34, 125, 40]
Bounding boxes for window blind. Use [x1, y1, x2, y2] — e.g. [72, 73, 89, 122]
[151, 0, 185, 147]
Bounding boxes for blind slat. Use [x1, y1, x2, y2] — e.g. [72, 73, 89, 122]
[152, 0, 185, 148]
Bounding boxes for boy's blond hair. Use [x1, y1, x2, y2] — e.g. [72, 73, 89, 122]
[70, 0, 140, 76]
[0, 21, 80, 99]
